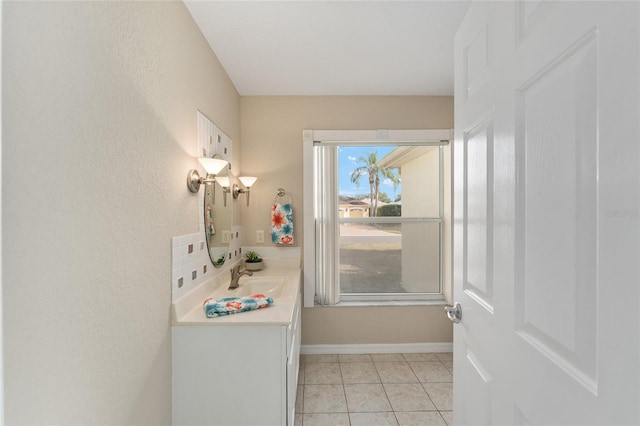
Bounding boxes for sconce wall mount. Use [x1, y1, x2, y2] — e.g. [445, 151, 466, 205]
[187, 169, 209, 193]
[231, 183, 244, 199]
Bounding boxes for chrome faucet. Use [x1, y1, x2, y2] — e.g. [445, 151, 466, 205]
[229, 264, 253, 290]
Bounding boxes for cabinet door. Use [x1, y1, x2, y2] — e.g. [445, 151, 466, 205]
[286, 294, 302, 425]
[173, 326, 285, 426]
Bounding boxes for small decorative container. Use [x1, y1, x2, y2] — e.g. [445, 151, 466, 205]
[244, 251, 264, 271]
[245, 261, 264, 271]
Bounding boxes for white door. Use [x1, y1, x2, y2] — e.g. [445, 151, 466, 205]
[453, 1, 640, 424]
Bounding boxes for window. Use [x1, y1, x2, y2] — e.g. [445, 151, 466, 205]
[303, 130, 452, 306]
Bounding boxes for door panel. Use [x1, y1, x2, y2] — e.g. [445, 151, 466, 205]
[463, 24, 489, 100]
[515, 29, 598, 391]
[513, 3, 639, 424]
[460, 345, 493, 425]
[464, 115, 494, 312]
[454, 1, 639, 424]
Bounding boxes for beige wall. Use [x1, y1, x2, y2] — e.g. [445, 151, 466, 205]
[240, 96, 453, 345]
[402, 148, 440, 217]
[3, 2, 239, 424]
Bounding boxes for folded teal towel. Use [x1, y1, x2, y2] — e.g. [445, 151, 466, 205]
[203, 293, 274, 318]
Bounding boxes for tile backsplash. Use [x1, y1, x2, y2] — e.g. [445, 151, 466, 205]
[172, 111, 240, 301]
[171, 225, 242, 301]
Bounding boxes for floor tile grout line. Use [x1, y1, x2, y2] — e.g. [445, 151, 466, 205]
[372, 358, 404, 421]
[406, 359, 454, 386]
[337, 361, 350, 423]
[419, 381, 442, 412]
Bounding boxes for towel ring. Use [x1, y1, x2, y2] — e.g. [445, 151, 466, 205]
[274, 188, 293, 204]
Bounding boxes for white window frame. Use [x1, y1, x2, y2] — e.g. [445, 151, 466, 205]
[303, 129, 453, 307]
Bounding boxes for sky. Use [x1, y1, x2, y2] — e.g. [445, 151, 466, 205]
[338, 145, 401, 200]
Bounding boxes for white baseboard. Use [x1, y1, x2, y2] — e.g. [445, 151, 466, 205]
[300, 342, 453, 355]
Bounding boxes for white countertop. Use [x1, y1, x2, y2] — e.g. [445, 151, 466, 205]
[171, 258, 301, 326]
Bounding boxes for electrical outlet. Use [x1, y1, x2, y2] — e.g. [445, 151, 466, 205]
[256, 230, 264, 243]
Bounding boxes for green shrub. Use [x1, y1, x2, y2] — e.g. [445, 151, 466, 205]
[377, 204, 401, 217]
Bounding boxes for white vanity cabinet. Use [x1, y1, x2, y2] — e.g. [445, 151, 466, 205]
[172, 291, 301, 426]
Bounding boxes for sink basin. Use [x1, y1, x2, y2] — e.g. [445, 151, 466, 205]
[211, 277, 287, 299]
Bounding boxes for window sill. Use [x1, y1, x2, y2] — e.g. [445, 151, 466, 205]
[314, 299, 447, 308]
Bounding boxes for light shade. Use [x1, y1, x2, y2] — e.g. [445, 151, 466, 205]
[199, 157, 228, 175]
[216, 176, 230, 188]
[239, 176, 257, 188]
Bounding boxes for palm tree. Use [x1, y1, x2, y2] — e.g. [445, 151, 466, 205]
[350, 152, 400, 217]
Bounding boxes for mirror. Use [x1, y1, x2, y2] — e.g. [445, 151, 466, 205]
[204, 160, 232, 268]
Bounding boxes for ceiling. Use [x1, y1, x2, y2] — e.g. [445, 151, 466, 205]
[184, 1, 471, 96]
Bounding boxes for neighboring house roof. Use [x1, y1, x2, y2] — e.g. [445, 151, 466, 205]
[358, 198, 388, 207]
[339, 196, 389, 207]
[338, 196, 369, 206]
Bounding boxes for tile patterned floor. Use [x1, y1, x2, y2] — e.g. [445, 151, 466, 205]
[295, 353, 453, 426]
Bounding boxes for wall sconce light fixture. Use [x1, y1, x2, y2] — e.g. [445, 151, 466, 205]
[216, 176, 231, 206]
[233, 176, 257, 206]
[187, 157, 228, 193]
